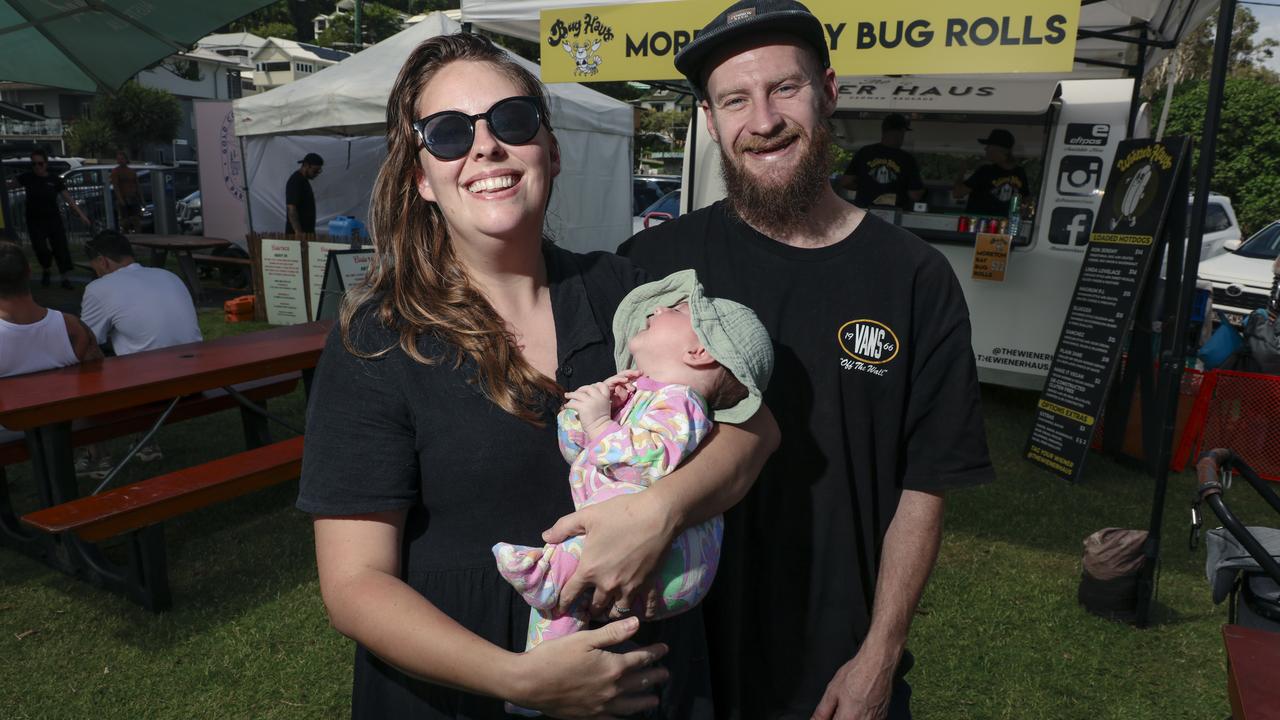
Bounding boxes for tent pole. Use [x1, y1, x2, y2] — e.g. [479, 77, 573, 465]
[239, 135, 255, 234]
[1137, 0, 1237, 628]
[1126, 27, 1147, 138]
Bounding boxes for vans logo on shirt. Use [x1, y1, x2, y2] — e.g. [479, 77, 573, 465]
[837, 319, 899, 376]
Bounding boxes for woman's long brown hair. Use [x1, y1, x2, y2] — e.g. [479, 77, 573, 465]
[340, 33, 561, 425]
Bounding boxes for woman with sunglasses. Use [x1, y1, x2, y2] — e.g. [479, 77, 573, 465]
[296, 34, 777, 720]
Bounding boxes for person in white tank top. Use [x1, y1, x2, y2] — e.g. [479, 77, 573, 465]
[0, 242, 100, 379]
[0, 243, 101, 442]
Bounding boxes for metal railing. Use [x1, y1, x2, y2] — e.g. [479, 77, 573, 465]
[0, 117, 64, 137]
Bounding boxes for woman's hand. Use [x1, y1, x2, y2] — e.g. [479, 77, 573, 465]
[508, 617, 670, 719]
[543, 491, 676, 618]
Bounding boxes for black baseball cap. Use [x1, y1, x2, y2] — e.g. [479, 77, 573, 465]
[978, 129, 1015, 150]
[674, 0, 830, 100]
[299, 152, 324, 165]
[882, 113, 911, 132]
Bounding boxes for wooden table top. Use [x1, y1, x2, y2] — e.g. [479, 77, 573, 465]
[0, 322, 330, 431]
[1223, 624, 1280, 720]
[127, 234, 233, 251]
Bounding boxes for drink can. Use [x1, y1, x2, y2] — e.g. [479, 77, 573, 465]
[957, 216, 970, 232]
[999, 219, 1009, 235]
[987, 217, 1000, 234]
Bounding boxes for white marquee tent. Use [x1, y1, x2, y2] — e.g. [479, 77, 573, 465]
[232, 12, 634, 253]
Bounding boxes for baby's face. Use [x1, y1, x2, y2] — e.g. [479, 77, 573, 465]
[629, 302, 700, 372]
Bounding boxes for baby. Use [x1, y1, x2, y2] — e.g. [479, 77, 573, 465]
[493, 268, 773, 681]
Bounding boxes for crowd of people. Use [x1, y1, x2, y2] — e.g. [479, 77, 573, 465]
[3, 1, 996, 718]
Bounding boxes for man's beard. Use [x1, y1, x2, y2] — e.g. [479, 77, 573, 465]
[719, 120, 833, 236]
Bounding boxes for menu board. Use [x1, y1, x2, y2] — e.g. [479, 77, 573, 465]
[971, 233, 1012, 282]
[307, 241, 350, 321]
[260, 238, 306, 326]
[1024, 138, 1190, 482]
[314, 249, 376, 322]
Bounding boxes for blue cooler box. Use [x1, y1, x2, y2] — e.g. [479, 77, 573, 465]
[327, 215, 369, 243]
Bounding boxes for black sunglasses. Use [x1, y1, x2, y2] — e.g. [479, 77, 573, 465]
[413, 96, 544, 161]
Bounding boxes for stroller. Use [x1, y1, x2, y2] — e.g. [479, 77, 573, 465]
[1191, 448, 1280, 631]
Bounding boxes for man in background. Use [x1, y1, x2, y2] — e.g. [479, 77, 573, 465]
[15, 149, 91, 289]
[0, 241, 100, 378]
[286, 152, 323, 235]
[952, 129, 1029, 217]
[110, 151, 143, 233]
[79, 230, 202, 468]
[842, 113, 926, 210]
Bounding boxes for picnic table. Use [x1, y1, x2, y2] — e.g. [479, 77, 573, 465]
[0, 321, 329, 609]
[1224, 624, 1280, 720]
[128, 234, 232, 302]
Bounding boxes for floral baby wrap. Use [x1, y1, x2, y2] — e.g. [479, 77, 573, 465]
[492, 376, 723, 652]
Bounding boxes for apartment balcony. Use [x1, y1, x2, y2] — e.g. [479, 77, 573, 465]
[0, 117, 64, 139]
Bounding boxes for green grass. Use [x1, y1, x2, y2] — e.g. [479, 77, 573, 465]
[1, 317, 1273, 719]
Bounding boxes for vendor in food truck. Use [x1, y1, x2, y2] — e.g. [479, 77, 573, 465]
[840, 113, 926, 210]
[952, 129, 1029, 216]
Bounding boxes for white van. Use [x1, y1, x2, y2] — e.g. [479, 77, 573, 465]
[681, 76, 1153, 390]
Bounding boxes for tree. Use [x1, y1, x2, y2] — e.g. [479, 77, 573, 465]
[316, 3, 404, 48]
[252, 21, 297, 40]
[94, 82, 182, 158]
[1156, 76, 1280, 235]
[1144, 7, 1278, 96]
[224, 0, 313, 42]
[65, 116, 115, 158]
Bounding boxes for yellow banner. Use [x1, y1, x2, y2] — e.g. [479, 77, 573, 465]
[540, 0, 1080, 83]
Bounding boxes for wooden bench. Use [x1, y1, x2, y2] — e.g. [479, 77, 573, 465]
[20, 436, 305, 611]
[0, 373, 300, 471]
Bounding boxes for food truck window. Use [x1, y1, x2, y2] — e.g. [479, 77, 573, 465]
[830, 112, 1052, 248]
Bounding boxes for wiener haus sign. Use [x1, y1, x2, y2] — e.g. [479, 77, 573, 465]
[539, 0, 1080, 82]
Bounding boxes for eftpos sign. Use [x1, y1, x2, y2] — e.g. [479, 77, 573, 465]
[540, 0, 1081, 83]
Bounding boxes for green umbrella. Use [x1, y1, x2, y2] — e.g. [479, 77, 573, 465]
[0, 0, 278, 92]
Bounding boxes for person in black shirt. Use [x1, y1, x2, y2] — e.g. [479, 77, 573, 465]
[953, 129, 1029, 217]
[621, 2, 996, 718]
[15, 149, 90, 288]
[295, 34, 776, 720]
[841, 113, 925, 210]
[285, 152, 322, 235]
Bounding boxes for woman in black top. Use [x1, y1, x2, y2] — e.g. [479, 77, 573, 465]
[296, 34, 777, 720]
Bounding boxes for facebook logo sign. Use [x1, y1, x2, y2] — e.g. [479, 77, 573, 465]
[1049, 207, 1094, 246]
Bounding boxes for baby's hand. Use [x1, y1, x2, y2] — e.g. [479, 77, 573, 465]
[604, 370, 640, 409]
[564, 382, 616, 435]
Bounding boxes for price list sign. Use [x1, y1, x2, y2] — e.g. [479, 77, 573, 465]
[1025, 138, 1189, 481]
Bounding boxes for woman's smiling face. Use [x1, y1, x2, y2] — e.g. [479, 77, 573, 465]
[413, 60, 559, 246]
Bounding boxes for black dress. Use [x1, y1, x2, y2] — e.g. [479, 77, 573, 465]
[297, 245, 712, 719]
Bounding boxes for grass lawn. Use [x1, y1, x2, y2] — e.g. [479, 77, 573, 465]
[0, 311, 1273, 718]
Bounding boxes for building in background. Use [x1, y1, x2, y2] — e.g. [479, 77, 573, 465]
[250, 39, 350, 93]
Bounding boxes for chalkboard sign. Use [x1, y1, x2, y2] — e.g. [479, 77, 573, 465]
[1025, 137, 1190, 482]
[314, 248, 375, 322]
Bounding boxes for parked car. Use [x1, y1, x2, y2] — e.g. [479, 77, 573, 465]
[632, 175, 679, 216]
[1191, 193, 1241, 258]
[176, 190, 202, 235]
[632, 189, 681, 235]
[1197, 220, 1280, 324]
[60, 163, 199, 232]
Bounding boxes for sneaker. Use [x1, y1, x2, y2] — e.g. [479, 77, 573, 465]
[41, 270, 51, 287]
[133, 441, 163, 463]
[74, 453, 112, 481]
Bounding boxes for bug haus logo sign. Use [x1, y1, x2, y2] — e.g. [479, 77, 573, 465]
[547, 13, 615, 76]
[838, 319, 899, 376]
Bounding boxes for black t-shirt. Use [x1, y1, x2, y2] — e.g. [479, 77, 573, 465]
[619, 203, 994, 719]
[285, 170, 316, 233]
[16, 172, 65, 222]
[296, 244, 712, 720]
[963, 163, 1029, 216]
[844, 143, 925, 210]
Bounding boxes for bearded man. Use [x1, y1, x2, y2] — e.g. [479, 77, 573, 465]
[618, 2, 995, 719]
